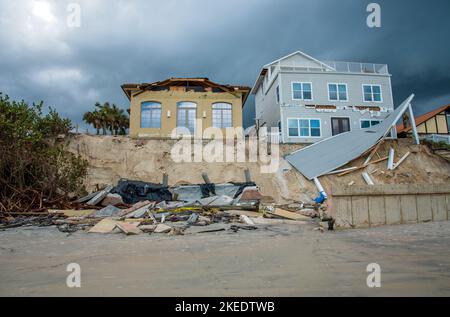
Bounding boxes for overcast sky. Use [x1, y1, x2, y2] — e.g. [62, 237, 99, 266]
[1, 0, 449, 129]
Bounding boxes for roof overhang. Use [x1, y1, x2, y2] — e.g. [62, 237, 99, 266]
[250, 68, 268, 95]
[250, 51, 335, 94]
[121, 78, 250, 107]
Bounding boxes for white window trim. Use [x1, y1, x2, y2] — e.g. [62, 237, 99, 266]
[287, 117, 322, 138]
[327, 83, 349, 102]
[362, 84, 383, 103]
[291, 82, 313, 101]
[360, 119, 383, 129]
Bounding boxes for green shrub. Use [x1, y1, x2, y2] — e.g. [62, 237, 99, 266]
[0, 93, 87, 213]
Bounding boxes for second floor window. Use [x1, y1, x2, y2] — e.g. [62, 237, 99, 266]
[328, 83, 348, 101]
[292, 82, 312, 100]
[212, 103, 232, 128]
[363, 85, 382, 102]
[276, 86, 280, 103]
[141, 102, 161, 128]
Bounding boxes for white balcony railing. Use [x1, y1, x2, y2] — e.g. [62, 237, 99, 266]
[323, 61, 389, 75]
[278, 61, 389, 75]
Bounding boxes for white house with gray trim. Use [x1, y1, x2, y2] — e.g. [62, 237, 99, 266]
[251, 51, 396, 143]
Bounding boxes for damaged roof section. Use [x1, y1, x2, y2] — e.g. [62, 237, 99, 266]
[121, 77, 251, 106]
[285, 94, 416, 180]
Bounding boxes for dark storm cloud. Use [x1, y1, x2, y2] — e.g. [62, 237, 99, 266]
[0, 0, 449, 130]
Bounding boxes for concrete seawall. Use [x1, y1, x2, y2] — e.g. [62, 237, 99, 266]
[332, 184, 450, 228]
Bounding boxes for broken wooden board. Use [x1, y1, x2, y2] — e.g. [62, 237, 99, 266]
[363, 138, 385, 165]
[266, 208, 311, 221]
[392, 152, 411, 170]
[337, 156, 388, 177]
[54, 218, 99, 225]
[88, 218, 119, 234]
[115, 222, 142, 235]
[49, 209, 96, 217]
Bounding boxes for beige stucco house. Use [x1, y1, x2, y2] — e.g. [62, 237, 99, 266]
[121, 78, 250, 138]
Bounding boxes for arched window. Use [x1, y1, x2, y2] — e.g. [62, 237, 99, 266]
[141, 102, 161, 128]
[177, 102, 197, 134]
[212, 103, 232, 128]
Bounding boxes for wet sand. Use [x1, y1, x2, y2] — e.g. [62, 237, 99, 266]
[1, 221, 449, 296]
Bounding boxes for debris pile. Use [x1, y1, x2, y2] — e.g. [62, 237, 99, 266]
[284, 95, 427, 230]
[0, 170, 319, 235]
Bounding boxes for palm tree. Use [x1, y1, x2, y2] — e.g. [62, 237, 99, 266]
[82, 109, 102, 135]
[117, 110, 129, 135]
[95, 102, 109, 135]
[109, 104, 127, 135]
[84, 102, 129, 136]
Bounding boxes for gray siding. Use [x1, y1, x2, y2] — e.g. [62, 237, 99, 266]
[281, 106, 391, 143]
[280, 72, 393, 110]
[252, 52, 394, 144]
[255, 75, 280, 128]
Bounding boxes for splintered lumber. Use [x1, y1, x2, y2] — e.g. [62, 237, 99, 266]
[392, 152, 411, 170]
[337, 156, 388, 177]
[49, 209, 96, 217]
[325, 166, 358, 176]
[362, 172, 375, 185]
[363, 139, 385, 165]
[266, 208, 310, 221]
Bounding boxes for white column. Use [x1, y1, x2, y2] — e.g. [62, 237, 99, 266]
[408, 104, 420, 145]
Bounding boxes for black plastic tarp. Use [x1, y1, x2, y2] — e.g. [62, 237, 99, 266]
[111, 179, 172, 204]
